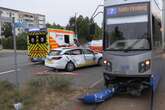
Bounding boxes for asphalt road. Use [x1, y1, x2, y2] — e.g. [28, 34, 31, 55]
[0, 50, 104, 88]
[0, 50, 165, 110]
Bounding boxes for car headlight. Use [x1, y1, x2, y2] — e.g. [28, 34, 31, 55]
[139, 60, 151, 73]
[104, 60, 112, 71]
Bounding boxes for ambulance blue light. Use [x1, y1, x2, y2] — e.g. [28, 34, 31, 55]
[29, 28, 40, 32]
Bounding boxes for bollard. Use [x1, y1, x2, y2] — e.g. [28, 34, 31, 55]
[14, 102, 23, 110]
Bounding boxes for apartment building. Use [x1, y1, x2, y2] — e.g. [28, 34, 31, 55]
[0, 7, 46, 35]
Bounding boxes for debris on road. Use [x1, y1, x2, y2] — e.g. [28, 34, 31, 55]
[79, 87, 115, 104]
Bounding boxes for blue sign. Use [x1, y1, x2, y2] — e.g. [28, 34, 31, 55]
[15, 21, 27, 28]
[107, 7, 118, 16]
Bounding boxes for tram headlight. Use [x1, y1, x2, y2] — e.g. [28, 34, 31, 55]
[104, 60, 112, 71]
[139, 60, 151, 73]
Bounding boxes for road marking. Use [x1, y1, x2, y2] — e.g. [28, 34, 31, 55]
[57, 72, 79, 76]
[0, 69, 20, 75]
[34, 70, 50, 75]
[89, 78, 103, 88]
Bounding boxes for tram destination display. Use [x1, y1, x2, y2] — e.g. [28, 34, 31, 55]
[106, 3, 149, 18]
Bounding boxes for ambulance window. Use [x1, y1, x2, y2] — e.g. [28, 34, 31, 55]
[39, 35, 47, 44]
[29, 36, 36, 44]
[64, 35, 70, 44]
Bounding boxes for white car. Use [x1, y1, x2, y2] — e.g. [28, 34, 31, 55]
[45, 48, 103, 72]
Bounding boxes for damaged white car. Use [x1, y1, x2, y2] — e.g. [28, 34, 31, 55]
[45, 48, 103, 72]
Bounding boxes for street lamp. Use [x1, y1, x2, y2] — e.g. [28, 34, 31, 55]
[162, 0, 165, 49]
[74, 12, 78, 34]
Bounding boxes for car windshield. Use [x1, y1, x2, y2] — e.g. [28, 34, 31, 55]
[49, 50, 62, 56]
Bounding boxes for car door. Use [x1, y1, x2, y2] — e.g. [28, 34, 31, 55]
[69, 49, 86, 67]
[83, 49, 96, 66]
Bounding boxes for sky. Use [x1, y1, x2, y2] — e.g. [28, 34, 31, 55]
[0, 0, 104, 26]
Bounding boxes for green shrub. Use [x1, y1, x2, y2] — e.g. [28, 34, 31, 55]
[16, 32, 27, 50]
[2, 37, 13, 49]
[2, 32, 27, 50]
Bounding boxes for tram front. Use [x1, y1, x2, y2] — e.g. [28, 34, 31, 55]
[103, 1, 153, 87]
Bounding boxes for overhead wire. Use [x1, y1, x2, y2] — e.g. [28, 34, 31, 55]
[153, 0, 163, 11]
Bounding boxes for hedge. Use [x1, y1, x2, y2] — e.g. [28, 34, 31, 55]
[2, 32, 27, 50]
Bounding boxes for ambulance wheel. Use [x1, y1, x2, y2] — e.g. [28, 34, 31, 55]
[66, 62, 75, 72]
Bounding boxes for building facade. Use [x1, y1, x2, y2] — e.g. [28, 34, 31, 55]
[0, 7, 46, 35]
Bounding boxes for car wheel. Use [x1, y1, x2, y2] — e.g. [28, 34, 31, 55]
[66, 62, 75, 72]
[98, 58, 103, 66]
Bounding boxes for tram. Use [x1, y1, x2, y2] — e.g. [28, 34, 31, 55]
[103, 0, 163, 94]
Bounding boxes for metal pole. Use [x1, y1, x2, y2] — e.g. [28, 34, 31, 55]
[75, 12, 78, 34]
[12, 17, 19, 88]
[0, 21, 2, 49]
[91, 5, 104, 19]
[162, 0, 165, 49]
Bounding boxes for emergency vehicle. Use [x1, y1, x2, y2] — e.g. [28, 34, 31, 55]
[89, 40, 103, 53]
[27, 28, 77, 62]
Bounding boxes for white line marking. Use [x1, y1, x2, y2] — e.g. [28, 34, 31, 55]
[57, 72, 79, 76]
[0, 69, 17, 75]
[89, 78, 103, 88]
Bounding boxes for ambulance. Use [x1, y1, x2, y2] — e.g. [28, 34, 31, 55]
[27, 28, 77, 62]
[89, 40, 103, 53]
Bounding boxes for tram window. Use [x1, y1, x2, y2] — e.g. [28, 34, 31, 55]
[29, 36, 36, 44]
[39, 35, 47, 44]
[152, 16, 162, 48]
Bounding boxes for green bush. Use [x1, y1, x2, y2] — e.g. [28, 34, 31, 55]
[16, 32, 27, 50]
[2, 37, 13, 49]
[2, 32, 27, 50]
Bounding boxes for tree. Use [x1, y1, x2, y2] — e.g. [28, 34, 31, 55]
[1, 22, 12, 38]
[66, 15, 102, 43]
[46, 23, 64, 29]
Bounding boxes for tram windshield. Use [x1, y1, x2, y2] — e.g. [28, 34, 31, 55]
[104, 3, 151, 51]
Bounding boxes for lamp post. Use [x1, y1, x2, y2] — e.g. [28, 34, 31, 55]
[0, 20, 2, 49]
[162, 0, 165, 49]
[74, 12, 78, 34]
